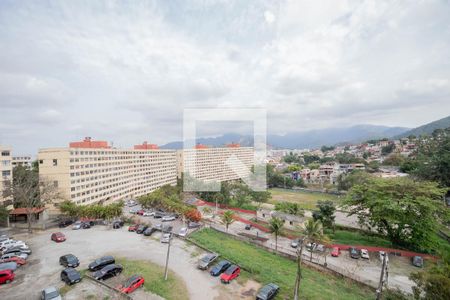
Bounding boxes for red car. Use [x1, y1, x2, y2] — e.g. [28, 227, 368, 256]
[220, 265, 240, 284]
[51, 232, 66, 243]
[0, 269, 15, 284]
[128, 224, 139, 232]
[118, 274, 145, 294]
[0, 256, 26, 266]
[137, 210, 145, 216]
[331, 246, 341, 257]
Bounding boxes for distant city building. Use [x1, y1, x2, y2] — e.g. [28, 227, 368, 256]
[0, 145, 13, 204]
[38, 138, 178, 206]
[178, 144, 254, 182]
[12, 156, 32, 168]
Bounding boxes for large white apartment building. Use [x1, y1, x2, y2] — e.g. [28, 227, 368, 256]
[0, 145, 13, 204]
[178, 144, 254, 183]
[12, 156, 32, 168]
[38, 138, 178, 205]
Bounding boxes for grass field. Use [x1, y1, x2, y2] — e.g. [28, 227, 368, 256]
[269, 188, 341, 210]
[325, 229, 393, 248]
[116, 257, 189, 300]
[190, 228, 372, 300]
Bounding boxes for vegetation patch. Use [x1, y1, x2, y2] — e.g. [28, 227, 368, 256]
[325, 229, 393, 248]
[269, 188, 339, 210]
[115, 257, 189, 300]
[190, 228, 372, 300]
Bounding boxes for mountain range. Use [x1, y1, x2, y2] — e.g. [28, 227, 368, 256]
[160, 115, 450, 149]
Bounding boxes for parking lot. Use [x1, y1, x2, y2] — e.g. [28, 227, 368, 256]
[0, 225, 260, 300]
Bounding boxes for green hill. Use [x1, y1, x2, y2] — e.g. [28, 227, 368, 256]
[396, 115, 450, 138]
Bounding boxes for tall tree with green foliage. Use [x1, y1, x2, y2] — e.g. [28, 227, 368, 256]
[269, 217, 284, 252]
[221, 210, 235, 233]
[337, 170, 372, 191]
[4, 165, 62, 233]
[312, 200, 336, 231]
[343, 177, 447, 251]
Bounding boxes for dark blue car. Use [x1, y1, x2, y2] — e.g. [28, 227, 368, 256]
[209, 260, 231, 276]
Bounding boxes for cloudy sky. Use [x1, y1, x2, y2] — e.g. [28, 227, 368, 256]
[1, 0, 450, 155]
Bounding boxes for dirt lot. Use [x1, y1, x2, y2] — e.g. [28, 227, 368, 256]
[0, 225, 261, 300]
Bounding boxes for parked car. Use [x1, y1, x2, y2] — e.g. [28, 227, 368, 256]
[41, 286, 62, 300]
[137, 210, 145, 216]
[128, 224, 139, 232]
[136, 225, 148, 234]
[72, 221, 83, 230]
[0, 269, 15, 284]
[61, 268, 81, 285]
[160, 233, 171, 243]
[361, 249, 370, 259]
[256, 283, 280, 300]
[379, 251, 389, 263]
[51, 232, 66, 243]
[412, 256, 423, 268]
[178, 227, 188, 237]
[198, 253, 219, 270]
[3, 246, 32, 255]
[58, 220, 74, 228]
[188, 222, 201, 229]
[143, 211, 154, 217]
[153, 211, 166, 219]
[143, 227, 158, 236]
[0, 256, 26, 266]
[331, 247, 341, 257]
[210, 260, 231, 276]
[290, 238, 300, 248]
[245, 224, 252, 230]
[162, 224, 173, 233]
[0, 240, 26, 249]
[162, 215, 176, 222]
[220, 265, 240, 283]
[93, 264, 123, 280]
[82, 222, 91, 229]
[88, 256, 115, 271]
[0, 262, 18, 271]
[349, 247, 360, 259]
[118, 274, 145, 294]
[316, 244, 325, 252]
[1, 252, 28, 261]
[306, 242, 317, 252]
[59, 254, 80, 268]
[129, 208, 139, 214]
[112, 220, 124, 229]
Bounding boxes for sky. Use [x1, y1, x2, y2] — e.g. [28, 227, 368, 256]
[1, 0, 450, 155]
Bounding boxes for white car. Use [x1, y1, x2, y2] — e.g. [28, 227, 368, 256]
[160, 233, 172, 243]
[1, 252, 28, 260]
[361, 249, 370, 259]
[162, 215, 176, 222]
[178, 227, 188, 237]
[0, 240, 26, 250]
[143, 211, 154, 217]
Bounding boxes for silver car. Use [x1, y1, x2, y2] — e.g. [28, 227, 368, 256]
[160, 233, 172, 243]
[41, 286, 62, 300]
[178, 227, 188, 237]
[0, 262, 18, 271]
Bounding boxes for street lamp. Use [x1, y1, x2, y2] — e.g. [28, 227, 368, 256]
[164, 232, 172, 281]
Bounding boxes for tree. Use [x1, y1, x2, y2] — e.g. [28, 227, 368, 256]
[337, 170, 372, 191]
[4, 165, 63, 233]
[303, 219, 325, 262]
[274, 202, 304, 216]
[221, 210, 235, 233]
[382, 153, 406, 166]
[381, 143, 396, 156]
[321, 145, 335, 152]
[268, 217, 284, 252]
[312, 200, 336, 231]
[293, 236, 306, 300]
[185, 208, 202, 222]
[0, 205, 8, 224]
[343, 177, 447, 251]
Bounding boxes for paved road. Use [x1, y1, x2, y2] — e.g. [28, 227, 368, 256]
[0, 226, 253, 300]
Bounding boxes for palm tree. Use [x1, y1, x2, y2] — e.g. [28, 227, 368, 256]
[293, 237, 305, 300]
[304, 219, 324, 262]
[221, 210, 235, 232]
[268, 217, 284, 252]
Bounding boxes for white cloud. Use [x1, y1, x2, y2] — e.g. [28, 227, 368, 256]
[264, 10, 275, 24]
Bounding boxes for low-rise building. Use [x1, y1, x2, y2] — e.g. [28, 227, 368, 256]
[0, 145, 13, 205]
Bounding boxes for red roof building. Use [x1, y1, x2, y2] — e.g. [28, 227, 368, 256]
[134, 142, 159, 150]
[69, 137, 110, 149]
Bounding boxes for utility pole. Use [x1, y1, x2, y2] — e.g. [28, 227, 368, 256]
[293, 237, 305, 300]
[376, 253, 388, 300]
[164, 233, 172, 281]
